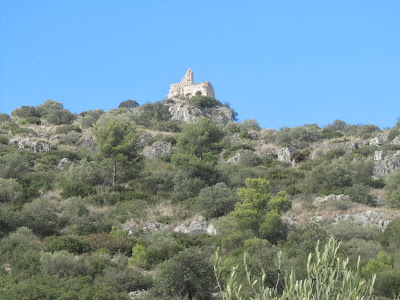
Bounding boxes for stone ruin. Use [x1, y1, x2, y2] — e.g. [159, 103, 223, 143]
[167, 69, 215, 99]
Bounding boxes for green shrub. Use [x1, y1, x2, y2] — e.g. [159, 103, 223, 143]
[11, 105, 41, 119]
[21, 198, 59, 237]
[61, 181, 97, 199]
[44, 236, 90, 254]
[0, 113, 10, 123]
[56, 124, 82, 134]
[0, 152, 30, 179]
[64, 158, 107, 186]
[223, 143, 255, 160]
[156, 249, 214, 300]
[187, 95, 222, 108]
[345, 183, 375, 205]
[325, 148, 346, 160]
[84, 233, 133, 255]
[196, 182, 238, 219]
[0, 135, 8, 144]
[47, 109, 76, 125]
[0, 178, 24, 203]
[78, 109, 104, 127]
[17, 116, 41, 125]
[118, 99, 139, 109]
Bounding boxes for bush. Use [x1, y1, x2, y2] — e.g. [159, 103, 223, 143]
[345, 183, 375, 205]
[187, 95, 222, 108]
[21, 198, 59, 237]
[47, 109, 76, 125]
[40, 250, 87, 278]
[196, 182, 238, 219]
[55, 124, 82, 134]
[78, 109, 104, 127]
[44, 236, 90, 254]
[11, 105, 41, 119]
[0, 113, 10, 123]
[63, 159, 107, 186]
[61, 181, 97, 199]
[0, 135, 8, 145]
[119, 99, 139, 109]
[156, 249, 214, 300]
[0, 152, 30, 179]
[0, 178, 24, 203]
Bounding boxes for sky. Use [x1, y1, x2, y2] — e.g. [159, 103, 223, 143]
[0, 1, 399, 129]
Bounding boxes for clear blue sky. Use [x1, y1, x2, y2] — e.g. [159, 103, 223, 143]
[1, 1, 399, 129]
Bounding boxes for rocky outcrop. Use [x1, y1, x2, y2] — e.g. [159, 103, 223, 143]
[313, 194, 349, 206]
[285, 209, 399, 231]
[277, 146, 295, 163]
[310, 139, 364, 160]
[334, 210, 395, 230]
[369, 133, 387, 146]
[374, 150, 386, 162]
[78, 134, 96, 154]
[373, 150, 400, 178]
[141, 221, 170, 233]
[128, 290, 149, 299]
[144, 142, 173, 160]
[57, 158, 75, 170]
[167, 100, 232, 126]
[391, 135, 400, 145]
[173, 216, 217, 235]
[8, 138, 51, 153]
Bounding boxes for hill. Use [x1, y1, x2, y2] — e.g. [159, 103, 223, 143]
[0, 97, 399, 299]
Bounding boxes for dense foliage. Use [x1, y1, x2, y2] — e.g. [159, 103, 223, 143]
[0, 100, 399, 299]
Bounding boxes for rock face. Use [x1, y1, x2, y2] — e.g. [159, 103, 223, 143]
[78, 134, 96, 154]
[173, 216, 217, 235]
[374, 150, 386, 162]
[310, 139, 364, 160]
[167, 99, 232, 126]
[9, 138, 51, 153]
[144, 142, 173, 160]
[334, 210, 395, 231]
[167, 69, 215, 99]
[391, 135, 400, 145]
[369, 133, 387, 146]
[277, 146, 293, 162]
[373, 150, 400, 178]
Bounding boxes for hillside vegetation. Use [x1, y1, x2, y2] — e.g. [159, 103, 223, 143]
[0, 98, 400, 299]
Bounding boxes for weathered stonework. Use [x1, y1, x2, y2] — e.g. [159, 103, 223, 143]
[167, 69, 215, 99]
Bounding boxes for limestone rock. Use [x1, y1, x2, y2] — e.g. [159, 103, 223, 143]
[369, 133, 387, 146]
[78, 134, 96, 154]
[173, 216, 216, 235]
[374, 150, 386, 162]
[313, 194, 349, 206]
[57, 158, 72, 170]
[128, 290, 149, 299]
[141, 221, 170, 233]
[167, 100, 232, 126]
[8, 138, 51, 153]
[277, 146, 294, 163]
[391, 135, 400, 145]
[144, 142, 173, 160]
[167, 69, 215, 99]
[373, 150, 400, 178]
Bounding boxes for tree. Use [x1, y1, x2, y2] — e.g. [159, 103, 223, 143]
[215, 238, 377, 300]
[96, 120, 140, 185]
[229, 178, 291, 241]
[196, 182, 238, 219]
[156, 249, 214, 300]
[118, 99, 139, 109]
[171, 118, 225, 184]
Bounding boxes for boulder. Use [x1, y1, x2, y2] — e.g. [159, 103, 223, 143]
[369, 133, 387, 146]
[313, 194, 349, 206]
[173, 216, 216, 235]
[144, 142, 173, 160]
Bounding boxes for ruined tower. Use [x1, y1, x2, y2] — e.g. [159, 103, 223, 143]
[167, 69, 215, 99]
